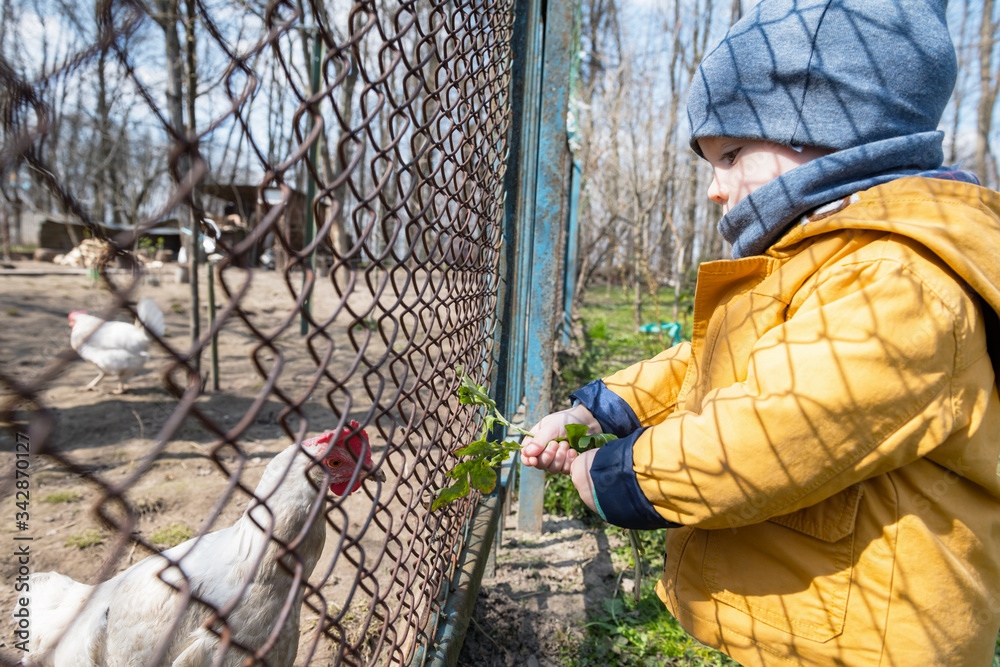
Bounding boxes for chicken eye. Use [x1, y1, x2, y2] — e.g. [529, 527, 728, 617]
[328, 459, 341, 467]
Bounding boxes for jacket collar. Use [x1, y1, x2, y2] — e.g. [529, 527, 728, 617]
[718, 132, 947, 258]
[771, 177, 1000, 320]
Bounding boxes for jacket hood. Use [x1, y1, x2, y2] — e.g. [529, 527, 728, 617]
[775, 177, 1000, 319]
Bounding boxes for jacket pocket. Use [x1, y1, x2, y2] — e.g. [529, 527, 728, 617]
[703, 483, 864, 642]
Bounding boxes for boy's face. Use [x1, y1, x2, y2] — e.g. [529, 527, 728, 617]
[698, 137, 833, 215]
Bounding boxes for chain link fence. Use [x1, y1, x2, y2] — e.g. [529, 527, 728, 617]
[0, 0, 536, 663]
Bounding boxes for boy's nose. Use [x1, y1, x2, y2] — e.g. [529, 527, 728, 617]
[707, 173, 728, 206]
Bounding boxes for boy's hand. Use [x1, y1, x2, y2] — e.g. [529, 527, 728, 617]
[571, 448, 599, 514]
[520, 404, 600, 474]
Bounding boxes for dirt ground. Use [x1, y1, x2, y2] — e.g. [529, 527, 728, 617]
[458, 513, 625, 667]
[0, 261, 621, 666]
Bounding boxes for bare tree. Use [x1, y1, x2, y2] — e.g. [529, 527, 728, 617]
[946, 0, 975, 165]
[976, 0, 999, 187]
[152, 0, 186, 140]
[571, 0, 723, 333]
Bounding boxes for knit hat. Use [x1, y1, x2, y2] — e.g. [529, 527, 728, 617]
[688, 0, 957, 156]
[686, 0, 960, 258]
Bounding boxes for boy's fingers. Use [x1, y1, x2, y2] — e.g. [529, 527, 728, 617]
[521, 445, 546, 468]
[540, 441, 565, 469]
[522, 433, 553, 455]
[548, 447, 576, 475]
[547, 444, 565, 472]
[564, 449, 578, 472]
[544, 441, 576, 473]
[535, 442, 555, 468]
[522, 440, 552, 467]
[521, 442, 579, 474]
[522, 434, 579, 472]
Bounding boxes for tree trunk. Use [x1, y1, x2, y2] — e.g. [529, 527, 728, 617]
[183, 0, 201, 370]
[0, 0, 10, 54]
[1, 207, 10, 261]
[975, 0, 998, 184]
[327, 62, 357, 262]
[95, 46, 109, 225]
[154, 0, 199, 368]
[153, 0, 185, 137]
[633, 226, 642, 331]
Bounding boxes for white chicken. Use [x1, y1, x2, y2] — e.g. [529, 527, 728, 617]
[68, 297, 166, 394]
[20, 423, 384, 666]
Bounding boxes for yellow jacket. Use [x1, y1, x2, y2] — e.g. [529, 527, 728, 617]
[575, 178, 1000, 665]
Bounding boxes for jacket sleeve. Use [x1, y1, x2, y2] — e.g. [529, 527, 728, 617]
[569, 341, 692, 437]
[587, 255, 985, 531]
[568, 343, 692, 529]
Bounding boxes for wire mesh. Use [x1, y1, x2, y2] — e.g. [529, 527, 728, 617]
[0, 0, 516, 664]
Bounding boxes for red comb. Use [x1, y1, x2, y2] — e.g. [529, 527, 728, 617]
[305, 421, 372, 496]
[340, 420, 371, 462]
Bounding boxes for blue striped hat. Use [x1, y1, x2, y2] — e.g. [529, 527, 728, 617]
[687, 0, 956, 155]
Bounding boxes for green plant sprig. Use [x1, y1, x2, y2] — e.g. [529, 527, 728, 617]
[433, 366, 618, 511]
[436, 365, 646, 603]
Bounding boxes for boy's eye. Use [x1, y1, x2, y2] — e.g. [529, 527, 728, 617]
[721, 148, 741, 165]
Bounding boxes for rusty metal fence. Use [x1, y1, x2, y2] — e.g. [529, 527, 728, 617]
[0, 0, 575, 664]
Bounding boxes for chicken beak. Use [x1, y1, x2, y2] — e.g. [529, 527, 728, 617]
[361, 461, 385, 484]
[356, 443, 385, 483]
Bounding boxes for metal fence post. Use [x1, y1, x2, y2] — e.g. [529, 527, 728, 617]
[501, 0, 543, 422]
[562, 159, 582, 347]
[518, 0, 576, 534]
[421, 1, 572, 661]
[489, 0, 538, 577]
[494, 0, 539, 453]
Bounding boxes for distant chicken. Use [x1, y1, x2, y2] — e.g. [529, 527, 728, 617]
[68, 297, 165, 394]
[20, 423, 384, 667]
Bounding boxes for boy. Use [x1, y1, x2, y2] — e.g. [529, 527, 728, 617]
[522, 0, 1000, 664]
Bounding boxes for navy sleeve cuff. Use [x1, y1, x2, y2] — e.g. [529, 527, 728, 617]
[590, 428, 680, 530]
[570, 379, 641, 438]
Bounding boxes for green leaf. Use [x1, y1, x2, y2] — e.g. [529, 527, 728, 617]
[447, 459, 477, 478]
[576, 432, 619, 450]
[558, 424, 618, 451]
[562, 423, 590, 448]
[486, 440, 521, 467]
[563, 423, 589, 438]
[483, 413, 498, 435]
[455, 367, 495, 409]
[454, 439, 496, 458]
[456, 385, 477, 405]
[431, 473, 470, 511]
[469, 461, 498, 494]
[438, 364, 619, 512]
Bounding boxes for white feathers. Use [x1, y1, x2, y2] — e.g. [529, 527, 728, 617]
[136, 297, 166, 338]
[19, 444, 328, 667]
[70, 298, 164, 393]
[16, 572, 101, 666]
